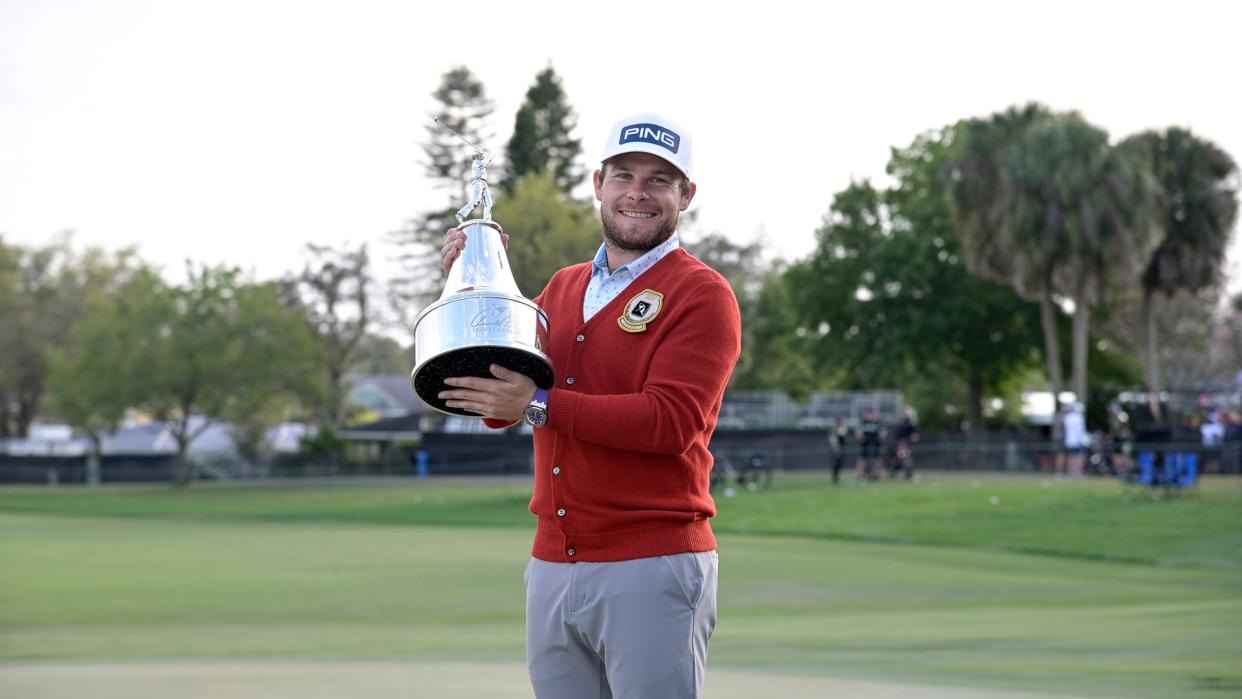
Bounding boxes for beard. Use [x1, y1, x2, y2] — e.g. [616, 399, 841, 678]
[600, 207, 680, 253]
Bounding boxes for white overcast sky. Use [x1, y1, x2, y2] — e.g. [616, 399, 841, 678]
[2, 0, 1240, 298]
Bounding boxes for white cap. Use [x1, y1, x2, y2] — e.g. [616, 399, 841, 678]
[600, 113, 693, 180]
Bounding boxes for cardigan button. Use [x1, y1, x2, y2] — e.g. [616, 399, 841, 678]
[566, 376, 575, 385]
[576, 334, 585, 342]
[552, 466, 561, 475]
[567, 547, 577, 557]
[557, 508, 566, 517]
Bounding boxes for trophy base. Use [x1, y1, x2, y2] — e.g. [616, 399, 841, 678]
[412, 345, 555, 417]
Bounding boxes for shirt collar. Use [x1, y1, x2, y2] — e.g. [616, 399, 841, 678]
[591, 232, 681, 278]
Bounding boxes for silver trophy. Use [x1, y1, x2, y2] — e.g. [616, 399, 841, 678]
[410, 122, 554, 416]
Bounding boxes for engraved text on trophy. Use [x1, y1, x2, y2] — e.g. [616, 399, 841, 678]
[470, 306, 517, 337]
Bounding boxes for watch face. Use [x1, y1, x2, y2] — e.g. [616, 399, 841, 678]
[524, 406, 548, 427]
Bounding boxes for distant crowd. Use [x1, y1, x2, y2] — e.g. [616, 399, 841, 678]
[817, 396, 1242, 482]
[1052, 400, 1241, 478]
[826, 408, 919, 483]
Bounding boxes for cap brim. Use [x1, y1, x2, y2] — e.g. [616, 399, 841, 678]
[601, 143, 691, 180]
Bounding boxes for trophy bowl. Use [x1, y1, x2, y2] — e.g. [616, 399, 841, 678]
[412, 290, 554, 416]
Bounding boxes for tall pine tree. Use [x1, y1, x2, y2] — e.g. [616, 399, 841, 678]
[502, 66, 584, 195]
[423, 66, 494, 194]
[390, 66, 495, 330]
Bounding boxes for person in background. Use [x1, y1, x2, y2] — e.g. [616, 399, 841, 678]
[1106, 401, 1133, 477]
[1201, 409, 1225, 473]
[855, 408, 884, 480]
[1063, 402, 1088, 478]
[888, 408, 919, 479]
[1201, 409, 1224, 446]
[1052, 403, 1068, 476]
[1224, 410, 1242, 474]
[828, 416, 849, 484]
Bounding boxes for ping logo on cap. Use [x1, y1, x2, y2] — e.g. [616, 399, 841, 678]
[620, 123, 680, 154]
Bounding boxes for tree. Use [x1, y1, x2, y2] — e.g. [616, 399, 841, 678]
[888, 129, 1044, 430]
[496, 172, 600, 297]
[126, 266, 247, 484]
[0, 239, 21, 436]
[0, 237, 68, 437]
[682, 232, 766, 293]
[0, 235, 137, 437]
[348, 333, 411, 377]
[788, 182, 895, 384]
[422, 66, 494, 193]
[1095, 287, 1225, 395]
[788, 128, 1043, 431]
[223, 280, 325, 470]
[391, 66, 495, 327]
[945, 104, 1066, 398]
[1219, 294, 1242, 381]
[682, 232, 801, 392]
[72, 265, 323, 485]
[947, 106, 1160, 405]
[502, 66, 584, 195]
[290, 242, 371, 425]
[1123, 127, 1239, 393]
[725, 264, 820, 398]
[44, 259, 152, 484]
[1015, 114, 1159, 405]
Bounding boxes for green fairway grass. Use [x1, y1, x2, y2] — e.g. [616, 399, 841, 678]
[2, 472, 1240, 698]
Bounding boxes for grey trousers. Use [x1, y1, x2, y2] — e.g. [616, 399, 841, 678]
[524, 551, 718, 699]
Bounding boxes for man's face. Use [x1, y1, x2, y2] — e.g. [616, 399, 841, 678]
[594, 152, 696, 254]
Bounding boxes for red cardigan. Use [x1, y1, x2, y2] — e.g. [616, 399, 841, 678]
[491, 248, 741, 562]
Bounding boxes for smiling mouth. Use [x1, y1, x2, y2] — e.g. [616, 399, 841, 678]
[620, 211, 657, 219]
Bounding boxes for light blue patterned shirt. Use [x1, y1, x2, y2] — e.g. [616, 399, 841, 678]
[582, 233, 680, 322]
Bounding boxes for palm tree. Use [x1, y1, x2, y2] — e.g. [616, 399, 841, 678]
[947, 106, 1160, 404]
[1016, 114, 1160, 404]
[945, 104, 1066, 396]
[1123, 128, 1239, 395]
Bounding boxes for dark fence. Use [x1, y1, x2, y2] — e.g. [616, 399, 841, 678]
[3, 429, 1238, 484]
[709, 429, 1240, 475]
[418, 430, 534, 475]
[0, 455, 175, 484]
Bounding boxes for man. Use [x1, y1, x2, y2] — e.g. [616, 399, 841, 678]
[1052, 403, 1068, 476]
[1201, 410, 1225, 473]
[1201, 409, 1224, 447]
[828, 416, 849, 484]
[1105, 401, 1132, 476]
[1063, 402, 1088, 478]
[437, 113, 741, 699]
[889, 408, 919, 480]
[855, 408, 883, 480]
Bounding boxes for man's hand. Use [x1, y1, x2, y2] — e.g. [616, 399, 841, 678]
[439, 364, 536, 422]
[441, 226, 510, 278]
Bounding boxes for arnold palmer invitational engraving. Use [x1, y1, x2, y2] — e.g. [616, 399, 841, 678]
[470, 306, 518, 335]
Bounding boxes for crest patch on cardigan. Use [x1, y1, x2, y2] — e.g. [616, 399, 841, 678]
[618, 289, 665, 333]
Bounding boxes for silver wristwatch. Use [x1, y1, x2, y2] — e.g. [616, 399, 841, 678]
[523, 388, 549, 427]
